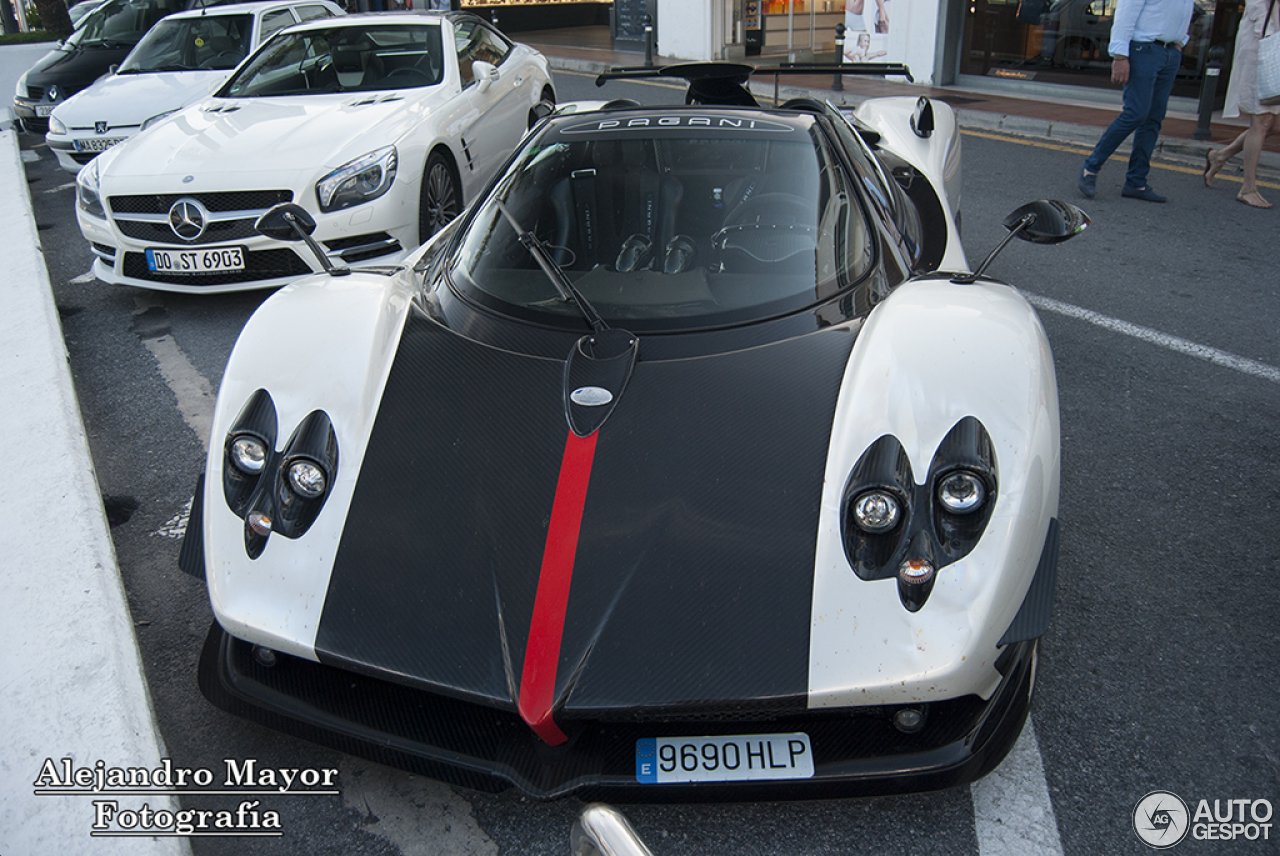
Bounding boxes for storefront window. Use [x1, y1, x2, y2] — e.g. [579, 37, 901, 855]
[960, 0, 1243, 101]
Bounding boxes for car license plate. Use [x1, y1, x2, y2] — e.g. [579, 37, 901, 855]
[35, 105, 55, 117]
[635, 733, 814, 784]
[146, 246, 245, 274]
[73, 137, 124, 153]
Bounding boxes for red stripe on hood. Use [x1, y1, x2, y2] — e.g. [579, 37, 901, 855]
[518, 430, 599, 745]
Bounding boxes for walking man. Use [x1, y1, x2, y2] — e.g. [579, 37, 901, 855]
[1078, 0, 1194, 202]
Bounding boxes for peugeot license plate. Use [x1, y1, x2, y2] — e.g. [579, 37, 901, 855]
[635, 733, 813, 784]
[73, 137, 124, 153]
[146, 246, 245, 274]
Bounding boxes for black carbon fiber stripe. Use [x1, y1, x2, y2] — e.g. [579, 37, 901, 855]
[317, 312, 858, 713]
[558, 328, 858, 712]
[316, 314, 567, 705]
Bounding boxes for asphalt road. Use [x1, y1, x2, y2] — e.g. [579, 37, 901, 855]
[18, 67, 1280, 856]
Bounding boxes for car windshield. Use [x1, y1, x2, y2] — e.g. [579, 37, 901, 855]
[119, 14, 253, 72]
[66, 0, 185, 50]
[448, 113, 874, 331]
[224, 24, 443, 96]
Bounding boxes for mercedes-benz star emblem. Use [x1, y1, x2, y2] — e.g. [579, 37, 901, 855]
[168, 198, 207, 241]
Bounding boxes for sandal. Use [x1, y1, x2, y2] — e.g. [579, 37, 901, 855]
[1237, 188, 1273, 208]
[1203, 150, 1224, 187]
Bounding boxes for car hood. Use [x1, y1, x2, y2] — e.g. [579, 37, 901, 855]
[313, 312, 859, 723]
[98, 91, 441, 182]
[54, 70, 226, 129]
[22, 43, 129, 91]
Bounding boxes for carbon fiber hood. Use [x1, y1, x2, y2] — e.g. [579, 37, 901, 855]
[315, 311, 857, 721]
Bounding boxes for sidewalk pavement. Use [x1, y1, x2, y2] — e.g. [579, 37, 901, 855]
[1, 106, 190, 856]
[0, 29, 1273, 852]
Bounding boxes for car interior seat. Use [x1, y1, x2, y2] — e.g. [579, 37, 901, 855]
[548, 140, 684, 272]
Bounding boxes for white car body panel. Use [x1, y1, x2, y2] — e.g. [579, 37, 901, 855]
[853, 96, 967, 270]
[808, 277, 1059, 707]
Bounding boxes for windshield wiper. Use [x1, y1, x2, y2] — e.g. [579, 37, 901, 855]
[493, 199, 608, 333]
[491, 200, 638, 438]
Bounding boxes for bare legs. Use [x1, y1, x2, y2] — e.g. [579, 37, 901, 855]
[1204, 111, 1276, 207]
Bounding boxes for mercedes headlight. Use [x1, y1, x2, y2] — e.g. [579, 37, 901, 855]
[76, 159, 105, 218]
[316, 146, 397, 212]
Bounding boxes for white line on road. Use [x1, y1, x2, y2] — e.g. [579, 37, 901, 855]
[141, 333, 215, 453]
[43, 181, 75, 194]
[1024, 292, 1280, 384]
[972, 718, 1065, 856]
[71, 270, 95, 284]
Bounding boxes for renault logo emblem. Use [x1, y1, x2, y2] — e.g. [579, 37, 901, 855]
[95, 121, 108, 134]
[168, 198, 207, 241]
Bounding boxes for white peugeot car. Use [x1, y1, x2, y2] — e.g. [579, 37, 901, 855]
[75, 12, 554, 293]
[47, 0, 345, 174]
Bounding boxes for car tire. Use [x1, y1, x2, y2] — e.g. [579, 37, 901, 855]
[419, 150, 461, 245]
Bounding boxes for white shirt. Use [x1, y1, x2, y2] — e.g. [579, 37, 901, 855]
[1107, 0, 1194, 57]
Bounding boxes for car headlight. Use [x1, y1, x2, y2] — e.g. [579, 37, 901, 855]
[76, 159, 105, 218]
[229, 434, 268, 474]
[851, 490, 900, 533]
[937, 470, 985, 514]
[141, 109, 178, 131]
[286, 459, 326, 498]
[316, 146, 397, 213]
[49, 115, 67, 135]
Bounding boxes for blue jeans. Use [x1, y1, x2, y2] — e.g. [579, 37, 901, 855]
[1084, 42, 1181, 188]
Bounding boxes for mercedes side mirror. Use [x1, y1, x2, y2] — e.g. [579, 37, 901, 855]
[474, 60, 499, 93]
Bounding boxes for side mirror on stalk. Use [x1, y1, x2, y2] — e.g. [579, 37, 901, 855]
[255, 203, 350, 277]
[953, 199, 1089, 283]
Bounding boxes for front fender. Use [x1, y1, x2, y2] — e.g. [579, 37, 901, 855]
[202, 268, 417, 660]
[809, 276, 1059, 708]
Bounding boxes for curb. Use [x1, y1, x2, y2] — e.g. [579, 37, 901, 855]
[0, 127, 191, 855]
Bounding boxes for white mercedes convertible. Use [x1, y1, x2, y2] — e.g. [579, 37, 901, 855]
[75, 11, 554, 293]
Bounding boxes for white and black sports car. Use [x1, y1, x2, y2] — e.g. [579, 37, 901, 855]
[181, 63, 1086, 799]
[75, 11, 553, 293]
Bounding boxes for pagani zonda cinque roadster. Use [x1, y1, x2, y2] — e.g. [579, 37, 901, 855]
[181, 62, 1087, 800]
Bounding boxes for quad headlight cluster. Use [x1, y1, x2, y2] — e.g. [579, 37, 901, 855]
[841, 417, 996, 612]
[223, 389, 339, 559]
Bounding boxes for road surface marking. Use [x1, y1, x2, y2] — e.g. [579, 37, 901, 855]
[1025, 292, 1280, 385]
[973, 719, 1065, 856]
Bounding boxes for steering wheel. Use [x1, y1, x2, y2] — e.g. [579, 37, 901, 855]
[713, 193, 818, 267]
[381, 66, 434, 88]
